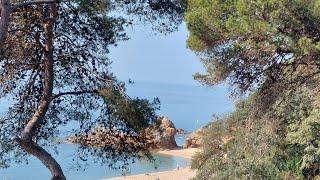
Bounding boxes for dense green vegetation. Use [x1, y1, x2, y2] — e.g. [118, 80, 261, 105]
[192, 87, 320, 179]
[185, 0, 320, 179]
[185, 0, 320, 96]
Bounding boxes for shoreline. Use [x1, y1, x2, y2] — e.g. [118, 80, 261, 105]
[106, 148, 199, 180]
[157, 147, 199, 159]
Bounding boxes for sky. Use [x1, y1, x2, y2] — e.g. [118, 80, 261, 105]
[109, 23, 206, 86]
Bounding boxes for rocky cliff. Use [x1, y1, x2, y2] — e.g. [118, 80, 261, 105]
[153, 116, 178, 149]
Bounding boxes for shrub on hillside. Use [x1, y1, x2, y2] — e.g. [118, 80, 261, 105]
[192, 88, 320, 179]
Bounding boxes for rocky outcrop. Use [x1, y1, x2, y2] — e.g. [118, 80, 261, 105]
[153, 116, 178, 149]
[68, 116, 179, 150]
[183, 128, 203, 149]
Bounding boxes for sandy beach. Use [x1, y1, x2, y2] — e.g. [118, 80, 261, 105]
[157, 148, 199, 159]
[107, 148, 199, 180]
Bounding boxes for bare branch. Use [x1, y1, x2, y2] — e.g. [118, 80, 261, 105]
[52, 90, 99, 100]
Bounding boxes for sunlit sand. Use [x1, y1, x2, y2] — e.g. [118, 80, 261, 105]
[107, 148, 199, 180]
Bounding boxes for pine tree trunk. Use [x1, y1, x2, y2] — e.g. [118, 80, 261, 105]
[17, 139, 66, 180]
[0, 0, 10, 49]
[16, 4, 66, 180]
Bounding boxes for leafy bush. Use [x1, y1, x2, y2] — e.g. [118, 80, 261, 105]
[192, 88, 320, 179]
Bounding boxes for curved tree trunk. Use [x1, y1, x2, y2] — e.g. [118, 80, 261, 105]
[17, 139, 66, 180]
[15, 4, 66, 180]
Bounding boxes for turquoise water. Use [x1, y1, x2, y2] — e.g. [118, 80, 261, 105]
[0, 82, 232, 180]
[0, 144, 190, 180]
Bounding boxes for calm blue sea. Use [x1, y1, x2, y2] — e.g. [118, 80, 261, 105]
[0, 81, 233, 180]
[126, 81, 233, 132]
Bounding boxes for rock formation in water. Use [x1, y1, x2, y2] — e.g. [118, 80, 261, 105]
[153, 116, 178, 149]
[68, 116, 179, 150]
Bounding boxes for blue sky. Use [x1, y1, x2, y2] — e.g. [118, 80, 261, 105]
[109, 23, 206, 86]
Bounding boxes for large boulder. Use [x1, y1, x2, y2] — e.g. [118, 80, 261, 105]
[154, 116, 178, 149]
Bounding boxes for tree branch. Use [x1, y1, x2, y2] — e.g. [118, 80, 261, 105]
[52, 90, 99, 100]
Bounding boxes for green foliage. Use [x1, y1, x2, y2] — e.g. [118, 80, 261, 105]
[185, 0, 320, 96]
[192, 87, 320, 179]
[186, 1, 320, 178]
[99, 88, 160, 131]
[286, 109, 320, 179]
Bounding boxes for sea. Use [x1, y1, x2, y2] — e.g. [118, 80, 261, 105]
[0, 81, 233, 180]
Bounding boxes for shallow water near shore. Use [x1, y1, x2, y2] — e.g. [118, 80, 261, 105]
[0, 144, 190, 180]
[0, 82, 232, 180]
